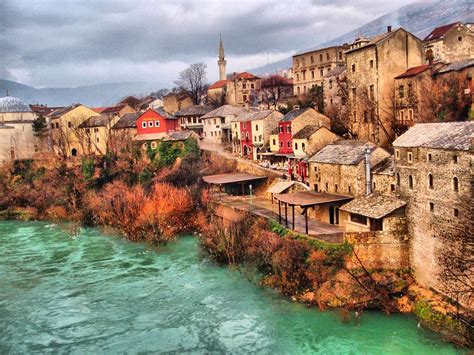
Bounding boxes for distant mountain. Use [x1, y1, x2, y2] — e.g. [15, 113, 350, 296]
[0, 79, 157, 107]
[251, 0, 474, 76]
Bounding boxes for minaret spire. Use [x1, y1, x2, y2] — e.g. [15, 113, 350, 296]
[218, 34, 227, 81]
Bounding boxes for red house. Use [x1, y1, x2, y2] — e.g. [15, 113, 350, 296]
[240, 120, 253, 158]
[135, 108, 178, 148]
[278, 120, 293, 154]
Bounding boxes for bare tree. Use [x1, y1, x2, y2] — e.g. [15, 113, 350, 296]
[175, 62, 208, 105]
[259, 75, 293, 109]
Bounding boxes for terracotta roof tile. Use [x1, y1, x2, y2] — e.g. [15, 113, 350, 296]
[209, 80, 230, 90]
[395, 65, 431, 79]
[423, 22, 459, 41]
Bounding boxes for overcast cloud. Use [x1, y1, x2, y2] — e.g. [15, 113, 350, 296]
[1, 0, 415, 88]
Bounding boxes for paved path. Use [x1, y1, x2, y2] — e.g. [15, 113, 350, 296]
[214, 194, 344, 244]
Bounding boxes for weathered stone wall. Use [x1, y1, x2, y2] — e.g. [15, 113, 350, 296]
[344, 230, 410, 270]
[395, 146, 473, 309]
[424, 24, 474, 63]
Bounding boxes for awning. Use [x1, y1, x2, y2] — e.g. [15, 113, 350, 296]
[134, 133, 167, 141]
[203, 173, 267, 185]
[258, 152, 275, 156]
[274, 191, 352, 207]
[340, 193, 406, 219]
[267, 181, 295, 194]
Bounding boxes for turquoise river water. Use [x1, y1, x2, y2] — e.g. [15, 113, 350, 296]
[0, 221, 464, 354]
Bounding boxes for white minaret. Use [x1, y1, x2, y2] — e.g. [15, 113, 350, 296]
[218, 35, 227, 81]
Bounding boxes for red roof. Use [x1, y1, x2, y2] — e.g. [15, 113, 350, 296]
[208, 80, 230, 90]
[395, 65, 431, 79]
[233, 72, 259, 80]
[92, 107, 107, 113]
[423, 22, 459, 41]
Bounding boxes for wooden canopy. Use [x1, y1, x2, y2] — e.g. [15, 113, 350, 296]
[274, 191, 352, 207]
[203, 173, 267, 185]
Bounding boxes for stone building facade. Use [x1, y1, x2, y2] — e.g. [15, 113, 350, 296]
[393, 122, 474, 309]
[308, 140, 390, 196]
[423, 22, 474, 64]
[345, 27, 424, 146]
[163, 92, 193, 114]
[174, 105, 213, 137]
[322, 65, 347, 120]
[201, 105, 248, 144]
[292, 45, 347, 96]
[0, 96, 39, 163]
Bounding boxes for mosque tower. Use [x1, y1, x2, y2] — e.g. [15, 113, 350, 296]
[218, 35, 227, 81]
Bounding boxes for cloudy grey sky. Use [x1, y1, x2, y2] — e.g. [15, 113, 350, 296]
[1, 0, 415, 88]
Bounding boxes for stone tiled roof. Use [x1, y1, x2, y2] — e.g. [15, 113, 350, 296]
[174, 105, 213, 117]
[113, 112, 140, 129]
[78, 115, 111, 128]
[392, 122, 474, 151]
[309, 140, 377, 165]
[201, 105, 248, 119]
[372, 156, 394, 176]
[435, 59, 474, 75]
[47, 104, 80, 118]
[340, 193, 406, 219]
[233, 109, 275, 122]
[164, 130, 197, 141]
[150, 108, 177, 120]
[281, 108, 311, 122]
[323, 65, 346, 78]
[292, 125, 320, 139]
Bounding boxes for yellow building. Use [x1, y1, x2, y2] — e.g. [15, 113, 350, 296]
[48, 104, 98, 157]
[78, 114, 120, 155]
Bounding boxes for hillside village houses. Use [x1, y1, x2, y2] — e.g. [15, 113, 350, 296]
[174, 105, 213, 137]
[201, 105, 247, 144]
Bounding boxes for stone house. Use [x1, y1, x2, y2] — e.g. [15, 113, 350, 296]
[174, 104, 213, 137]
[322, 65, 347, 121]
[308, 140, 390, 196]
[119, 96, 142, 110]
[278, 108, 331, 155]
[345, 27, 424, 146]
[163, 92, 193, 114]
[269, 127, 279, 153]
[111, 112, 141, 151]
[78, 114, 120, 155]
[208, 72, 262, 107]
[393, 122, 474, 309]
[48, 104, 99, 157]
[201, 105, 248, 144]
[0, 96, 40, 162]
[292, 45, 348, 96]
[423, 22, 474, 64]
[93, 103, 136, 117]
[291, 126, 339, 159]
[231, 109, 282, 160]
[371, 156, 396, 194]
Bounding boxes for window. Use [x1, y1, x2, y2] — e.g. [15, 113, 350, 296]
[453, 155, 458, 163]
[148, 121, 154, 127]
[399, 85, 404, 98]
[335, 184, 338, 192]
[251, 83, 255, 89]
[151, 142, 157, 149]
[369, 60, 374, 69]
[243, 94, 247, 101]
[294, 143, 298, 150]
[96, 137, 100, 143]
[395, 149, 400, 160]
[311, 71, 315, 79]
[310, 55, 314, 64]
[330, 99, 333, 105]
[302, 142, 305, 150]
[297, 87, 301, 94]
[352, 88, 356, 99]
[429, 202, 434, 212]
[320, 69, 323, 77]
[325, 182, 329, 191]
[94, 128, 99, 133]
[142, 122, 147, 128]
[302, 71, 306, 80]
[350, 213, 367, 225]
[68, 122, 72, 128]
[372, 182, 376, 190]
[279, 126, 283, 133]
[297, 73, 300, 81]
[303, 86, 306, 93]
[314, 184, 318, 192]
[243, 122, 246, 129]
[242, 83, 247, 89]
[255, 124, 258, 131]
[254, 136, 257, 142]
[329, 80, 333, 89]
[338, 52, 342, 60]
[453, 208, 459, 217]
[348, 185, 351, 193]
[155, 121, 160, 127]
[287, 141, 291, 148]
[245, 132, 249, 138]
[214, 119, 217, 124]
[296, 59, 299, 67]
[409, 175, 414, 189]
[458, 36, 462, 42]
[427, 153, 432, 162]
[286, 126, 291, 133]
[453, 177, 459, 192]
[86, 128, 90, 133]
[272, 139, 276, 145]
[407, 152, 413, 163]
[319, 54, 323, 62]
[428, 174, 433, 189]
[396, 173, 400, 186]
[280, 141, 283, 148]
[390, 184, 395, 192]
[351, 64, 355, 72]
[369, 85, 374, 100]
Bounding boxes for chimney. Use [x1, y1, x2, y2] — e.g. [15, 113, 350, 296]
[387, 25, 392, 33]
[365, 146, 372, 195]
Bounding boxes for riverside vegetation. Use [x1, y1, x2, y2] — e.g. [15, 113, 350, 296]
[0, 139, 471, 348]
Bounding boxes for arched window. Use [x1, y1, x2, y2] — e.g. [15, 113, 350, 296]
[294, 143, 298, 150]
[408, 175, 414, 189]
[428, 174, 433, 189]
[71, 148, 77, 157]
[396, 173, 400, 186]
[453, 177, 459, 192]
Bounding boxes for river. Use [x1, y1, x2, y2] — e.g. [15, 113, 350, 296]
[0, 221, 463, 354]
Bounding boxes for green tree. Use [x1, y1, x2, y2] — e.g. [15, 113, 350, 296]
[157, 141, 182, 167]
[32, 114, 47, 137]
[181, 138, 200, 161]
